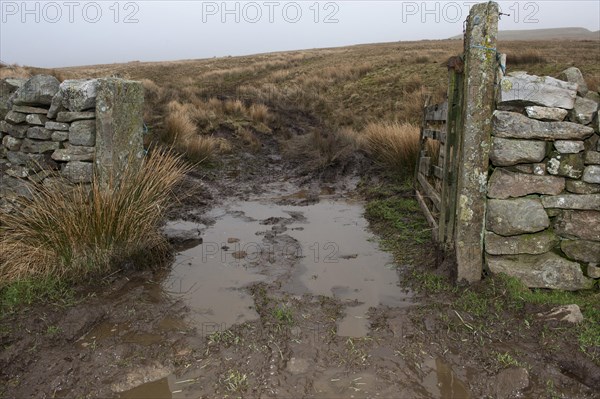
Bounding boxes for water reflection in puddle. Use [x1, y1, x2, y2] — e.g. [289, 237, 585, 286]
[279, 200, 413, 336]
[421, 357, 471, 399]
[162, 199, 413, 337]
[118, 376, 174, 399]
[162, 212, 270, 328]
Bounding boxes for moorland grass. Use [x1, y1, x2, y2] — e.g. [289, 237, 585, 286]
[363, 122, 421, 176]
[0, 150, 190, 287]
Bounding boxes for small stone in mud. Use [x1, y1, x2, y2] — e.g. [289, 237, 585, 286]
[340, 254, 359, 259]
[221, 245, 230, 251]
[538, 304, 584, 324]
[111, 363, 172, 393]
[495, 367, 529, 399]
[227, 237, 240, 243]
[232, 251, 247, 259]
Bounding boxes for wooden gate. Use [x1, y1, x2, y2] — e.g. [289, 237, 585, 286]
[415, 67, 464, 248]
[413, 1, 500, 282]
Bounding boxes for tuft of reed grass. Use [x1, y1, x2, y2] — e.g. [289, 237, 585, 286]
[0, 150, 191, 286]
[363, 122, 420, 176]
[161, 100, 232, 162]
[283, 127, 362, 170]
[248, 103, 270, 123]
[163, 101, 197, 144]
[223, 99, 245, 115]
[184, 135, 230, 163]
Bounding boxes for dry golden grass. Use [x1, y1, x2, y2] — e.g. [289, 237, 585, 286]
[363, 122, 420, 175]
[284, 127, 362, 170]
[0, 150, 190, 285]
[237, 127, 261, 151]
[398, 86, 433, 125]
[24, 38, 595, 175]
[248, 103, 269, 123]
[0, 64, 32, 79]
[163, 101, 197, 143]
[505, 50, 547, 66]
[140, 79, 163, 120]
[184, 135, 229, 163]
[223, 99, 245, 115]
[271, 69, 291, 82]
[160, 100, 236, 162]
[586, 75, 600, 92]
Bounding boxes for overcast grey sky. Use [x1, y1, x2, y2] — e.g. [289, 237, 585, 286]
[1, 1, 599, 67]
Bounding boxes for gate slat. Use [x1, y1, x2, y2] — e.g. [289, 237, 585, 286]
[417, 173, 441, 210]
[415, 189, 438, 241]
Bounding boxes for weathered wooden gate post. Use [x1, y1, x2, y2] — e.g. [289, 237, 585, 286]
[454, 2, 499, 282]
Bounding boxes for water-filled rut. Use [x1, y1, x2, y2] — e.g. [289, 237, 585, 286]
[163, 197, 413, 338]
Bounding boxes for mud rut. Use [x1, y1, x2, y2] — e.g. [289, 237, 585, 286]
[123, 175, 460, 399]
[1, 142, 598, 399]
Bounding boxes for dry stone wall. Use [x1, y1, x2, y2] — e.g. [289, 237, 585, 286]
[485, 67, 600, 290]
[0, 75, 144, 207]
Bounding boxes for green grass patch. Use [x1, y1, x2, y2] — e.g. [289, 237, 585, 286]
[494, 351, 526, 369]
[272, 304, 294, 325]
[221, 369, 248, 393]
[363, 176, 432, 266]
[207, 329, 241, 346]
[409, 270, 453, 294]
[430, 272, 599, 362]
[363, 177, 599, 364]
[501, 275, 600, 356]
[0, 278, 75, 316]
[365, 196, 430, 245]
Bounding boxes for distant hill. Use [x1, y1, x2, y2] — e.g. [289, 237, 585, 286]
[450, 27, 599, 41]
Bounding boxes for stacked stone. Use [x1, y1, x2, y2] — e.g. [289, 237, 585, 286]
[0, 75, 99, 201]
[485, 67, 600, 290]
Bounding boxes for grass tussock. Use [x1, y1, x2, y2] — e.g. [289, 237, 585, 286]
[184, 135, 231, 163]
[364, 122, 420, 175]
[0, 150, 190, 286]
[248, 103, 270, 123]
[505, 50, 547, 65]
[162, 100, 232, 162]
[284, 127, 362, 170]
[237, 127, 261, 151]
[164, 100, 198, 143]
[223, 99, 245, 115]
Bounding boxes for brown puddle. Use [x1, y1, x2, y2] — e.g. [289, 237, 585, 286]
[77, 321, 129, 348]
[278, 200, 414, 336]
[162, 210, 271, 328]
[421, 357, 471, 398]
[163, 199, 413, 337]
[118, 376, 174, 399]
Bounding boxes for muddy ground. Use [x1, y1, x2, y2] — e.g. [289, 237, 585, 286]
[1, 137, 599, 399]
